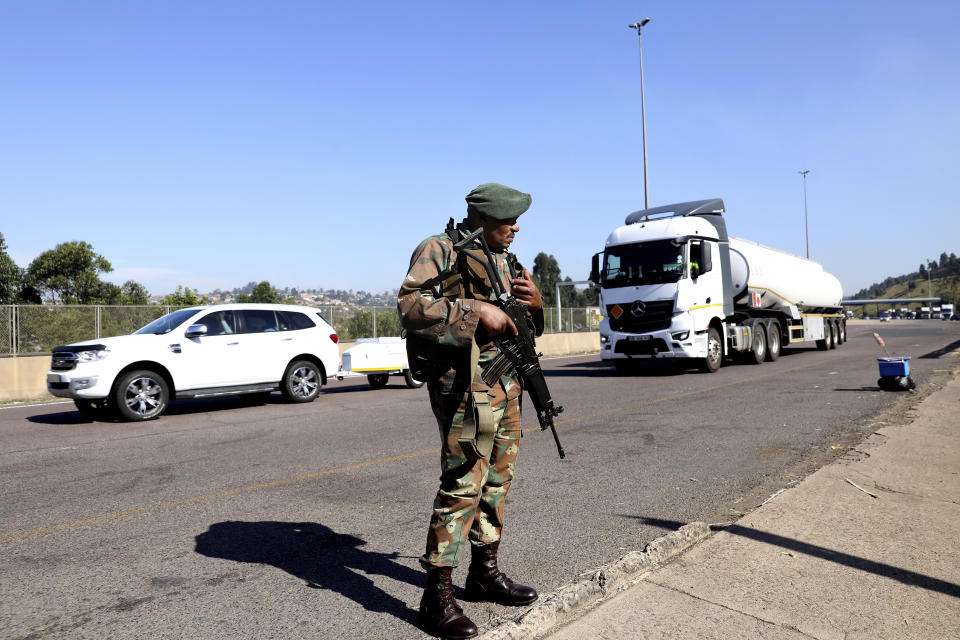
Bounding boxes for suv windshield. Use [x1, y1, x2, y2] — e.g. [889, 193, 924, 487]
[602, 240, 685, 287]
[135, 309, 200, 335]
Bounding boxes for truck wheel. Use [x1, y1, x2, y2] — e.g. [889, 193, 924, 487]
[837, 320, 846, 344]
[749, 326, 767, 364]
[699, 327, 722, 373]
[403, 370, 425, 389]
[114, 370, 169, 421]
[367, 373, 389, 389]
[816, 320, 831, 350]
[766, 323, 781, 361]
[281, 360, 322, 402]
[827, 321, 837, 349]
[74, 398, 114, 420]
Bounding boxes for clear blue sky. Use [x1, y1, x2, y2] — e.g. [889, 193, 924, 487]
[2, 1, 957, 298]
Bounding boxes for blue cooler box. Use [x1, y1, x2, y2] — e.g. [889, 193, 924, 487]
[877, 356, 910, 377]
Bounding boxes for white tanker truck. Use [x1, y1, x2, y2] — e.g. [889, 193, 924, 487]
[589, 199, 845, 373]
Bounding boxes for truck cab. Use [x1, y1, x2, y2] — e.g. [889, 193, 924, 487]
[592, 200, 732, 372]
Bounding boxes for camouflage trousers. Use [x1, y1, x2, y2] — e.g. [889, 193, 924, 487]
[421, 382, 522, 569]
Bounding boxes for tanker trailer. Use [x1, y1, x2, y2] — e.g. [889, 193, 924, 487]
[589, 198, 845, 373]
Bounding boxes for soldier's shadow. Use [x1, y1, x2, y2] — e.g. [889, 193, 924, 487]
[194, 521, 422, 625]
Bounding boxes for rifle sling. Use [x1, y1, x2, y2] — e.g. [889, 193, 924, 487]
[458, 338, 496, 462]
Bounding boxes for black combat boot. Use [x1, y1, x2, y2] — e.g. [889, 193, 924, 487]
[419, 566, 478, 640]
[464, 542, 538, 606]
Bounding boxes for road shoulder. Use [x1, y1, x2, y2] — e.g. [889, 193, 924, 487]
[484, 368, 960, 640]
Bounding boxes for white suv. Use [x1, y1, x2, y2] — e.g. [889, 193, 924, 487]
[47, 304, 341, 421]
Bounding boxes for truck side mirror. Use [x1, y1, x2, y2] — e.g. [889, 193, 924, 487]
[590, 253, 601, 284]
[701, 242, 713, 274]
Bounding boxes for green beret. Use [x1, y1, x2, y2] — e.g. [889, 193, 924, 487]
[465, 182, 532, 220]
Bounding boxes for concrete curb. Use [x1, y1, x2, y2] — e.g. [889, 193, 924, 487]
[479, 522, 712, 640]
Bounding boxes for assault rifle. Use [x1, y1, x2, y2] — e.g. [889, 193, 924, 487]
[453, 227, 566, 459]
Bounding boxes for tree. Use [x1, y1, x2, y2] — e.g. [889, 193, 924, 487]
[164, 285, 207, 306]
[532, 253, 562, 306]
[339, 308, 401, 340]
[249, 281, 279, 303]
[120, 280, 150, 305]
[341, 309, 372, 340]
[26, 241, 113, 304]
[0, 232, 21, 304]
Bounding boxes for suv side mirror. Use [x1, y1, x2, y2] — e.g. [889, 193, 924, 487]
[185, 324, 208, 338]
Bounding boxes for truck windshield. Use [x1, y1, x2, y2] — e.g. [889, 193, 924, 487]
[602, 240, 685, 287]
[135, 309, 199, 335]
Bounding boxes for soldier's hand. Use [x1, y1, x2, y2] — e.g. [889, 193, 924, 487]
[511, 269, 543, 313]
[479, 302, 518, 336]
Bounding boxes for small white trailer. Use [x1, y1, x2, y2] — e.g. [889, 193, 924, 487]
[336, 337, 425, 389]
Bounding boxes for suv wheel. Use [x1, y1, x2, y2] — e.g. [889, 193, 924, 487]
[114, 370, 169, 421]
[282, 360, 321, 402]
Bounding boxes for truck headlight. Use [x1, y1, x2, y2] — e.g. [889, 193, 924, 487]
[77, 349, 110, 362]
[600, 334, 610, 344]
[671, 331, 689, 341]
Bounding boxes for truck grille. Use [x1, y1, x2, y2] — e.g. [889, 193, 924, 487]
[51, 352, 78, 371]
[607, 300, 674, 333]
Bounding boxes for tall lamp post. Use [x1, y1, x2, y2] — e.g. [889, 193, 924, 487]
[798, 169, 811, 258]
[629, 18, 651, 209]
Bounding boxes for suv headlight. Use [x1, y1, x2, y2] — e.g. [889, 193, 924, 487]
[77, 349, 110, 362]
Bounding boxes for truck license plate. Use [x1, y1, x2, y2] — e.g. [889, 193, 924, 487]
[627, 335, 651, 341]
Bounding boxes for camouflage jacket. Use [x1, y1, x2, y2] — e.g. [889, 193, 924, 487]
[397, 220, 544, 398]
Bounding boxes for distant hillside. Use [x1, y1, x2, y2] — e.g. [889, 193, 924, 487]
[852, 252, 959, 307]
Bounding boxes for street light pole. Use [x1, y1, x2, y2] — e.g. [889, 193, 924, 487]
[799, 170, 811, 258]
[629, 18, 651, 209]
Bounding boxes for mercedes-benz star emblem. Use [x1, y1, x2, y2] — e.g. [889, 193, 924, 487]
[630, 301, 646, 317]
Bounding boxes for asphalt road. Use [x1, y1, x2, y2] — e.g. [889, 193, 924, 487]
[2, 319, 959, 639]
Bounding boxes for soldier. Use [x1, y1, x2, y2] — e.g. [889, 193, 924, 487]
[398, 183, 545, 640]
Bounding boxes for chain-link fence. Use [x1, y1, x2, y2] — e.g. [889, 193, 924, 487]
[0, 304, 600, 356]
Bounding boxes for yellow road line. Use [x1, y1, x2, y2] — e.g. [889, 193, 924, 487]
[4, 358, 826, 545]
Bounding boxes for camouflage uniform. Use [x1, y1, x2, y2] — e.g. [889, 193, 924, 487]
[398, 222, 543, 569]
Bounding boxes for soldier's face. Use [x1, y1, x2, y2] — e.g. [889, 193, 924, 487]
[480, 215, 520, 251]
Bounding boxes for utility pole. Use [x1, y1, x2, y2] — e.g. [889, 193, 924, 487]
[629, 18, 651, 208]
